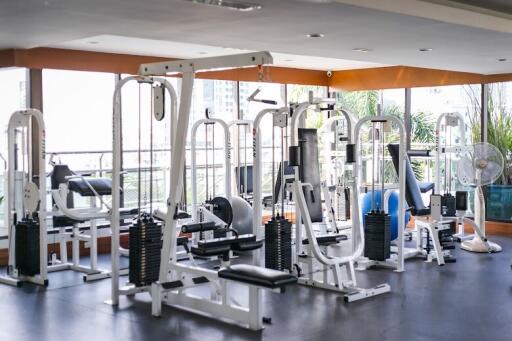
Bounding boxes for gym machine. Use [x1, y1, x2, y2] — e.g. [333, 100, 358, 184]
[353, 115, 411, 271]
[289, 93, 340, 258]
[252, 106, 290, 243]
[109, 74, 178, 295]
[0, 109, 134, 286]
[287, 100, 390, 302]
[0, 109, 48, 286]
[110, 52, 297, 331]
[188, 113, 261, 263]
[434, 112, 471, 241]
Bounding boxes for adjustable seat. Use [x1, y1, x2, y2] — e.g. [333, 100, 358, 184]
[218, 264, 297, 289]
[191, 234, 263, 259]
[302, 234, 347, 246]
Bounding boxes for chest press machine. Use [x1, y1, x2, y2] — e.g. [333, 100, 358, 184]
[109, 52, 297, 331]
[286, 100, 390, 302]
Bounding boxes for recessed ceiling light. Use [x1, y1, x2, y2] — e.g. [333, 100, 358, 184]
[182, 0, 262, 11]
[306, 33, 325, 38]
[87, 41, 99, 45]
[352, 48, 371, 53]
[283, 59, 294, 62]
[498, 58, 507, 62]
[419, 48, 433, 52]
[198, 52, 208, 55]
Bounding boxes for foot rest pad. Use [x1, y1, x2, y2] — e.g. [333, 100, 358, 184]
[191, 245, 231, 257]
[218, 264, 297, 289]
[302, 234, 348, 245]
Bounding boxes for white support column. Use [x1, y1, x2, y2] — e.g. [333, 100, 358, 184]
[159, 72, 195, 281]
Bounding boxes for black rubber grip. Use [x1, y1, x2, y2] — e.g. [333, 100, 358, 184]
[346, 144, 355, 163]
[408, 150, 431, 157]
[261, 99, 277, 105]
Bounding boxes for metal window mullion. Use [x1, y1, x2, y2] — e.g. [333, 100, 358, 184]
[404, 88, 412, 151]
[481, 83, 488, 143]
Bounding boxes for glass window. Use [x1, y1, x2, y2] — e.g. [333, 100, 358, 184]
[410, 84, 481, 184]
[42, 70, 117, 210]
[485, 82, 512, 221]
[43, 70, 116, 154]
[336, 89, 405, 118]
[410, 85, 482, 215]
[0, 68, 28, 234]
[335, 89, 405, 187]
[119, 75, 178, 208]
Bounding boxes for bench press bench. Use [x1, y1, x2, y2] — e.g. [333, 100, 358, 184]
[153, 263, 297, 330]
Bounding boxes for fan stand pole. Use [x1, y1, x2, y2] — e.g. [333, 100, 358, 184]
[461, 171, 502, 253]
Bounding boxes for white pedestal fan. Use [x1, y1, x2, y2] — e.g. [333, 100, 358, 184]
[457, 142, 504, 253]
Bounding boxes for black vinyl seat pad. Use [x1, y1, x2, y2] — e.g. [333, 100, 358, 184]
[68, 178, 113, 196]
[218, 264, 297, 289]
[302, 234, 348, 245]
[191, 234, 263, 255]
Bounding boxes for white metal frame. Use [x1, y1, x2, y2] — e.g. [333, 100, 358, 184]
[191, 117, 232, 223]
[251, 107, 289, 241]
[110, 75, 178, 302]
[434, 112, 467, 195]
[353, 115, 410, 272]
[1, 109, 115, 285]
[111, 52, 279, 330]
[0, 109, 48, 286]
[290, 109, 390, 301]
[320, 110, 357, 229]
[228, 119, 253, 198]
[289, 96, 335, 257]
[434, 112, 472, 242]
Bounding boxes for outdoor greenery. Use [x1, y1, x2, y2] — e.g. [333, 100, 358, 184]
[464, 84, 512, 185]
[337, 90, 435, 181]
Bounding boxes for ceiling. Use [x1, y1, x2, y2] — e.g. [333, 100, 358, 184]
[1, 0, 512, 74]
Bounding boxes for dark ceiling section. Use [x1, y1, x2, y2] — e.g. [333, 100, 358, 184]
[448, 0, 512, 15]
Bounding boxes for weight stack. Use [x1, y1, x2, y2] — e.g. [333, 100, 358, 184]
[335, 186, 346, 221]
[15, 219, 40, 276]
[265, 216, 292, 271]
[441, 194, 456, 217]
[129, 218, 162, 287]
[364, 212, 391, 261]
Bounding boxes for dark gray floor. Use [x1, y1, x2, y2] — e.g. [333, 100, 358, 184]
[2, 236, 512, 341]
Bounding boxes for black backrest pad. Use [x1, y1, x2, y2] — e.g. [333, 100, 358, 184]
[273, 161, 295, 204]
[387, 144, 427, 214]
[51, 164, 76, 227]
[298, 128, 323, 223]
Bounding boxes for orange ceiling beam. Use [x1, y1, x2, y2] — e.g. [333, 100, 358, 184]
[2, 48, 512, 89]
[328, 65, 488, 91]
